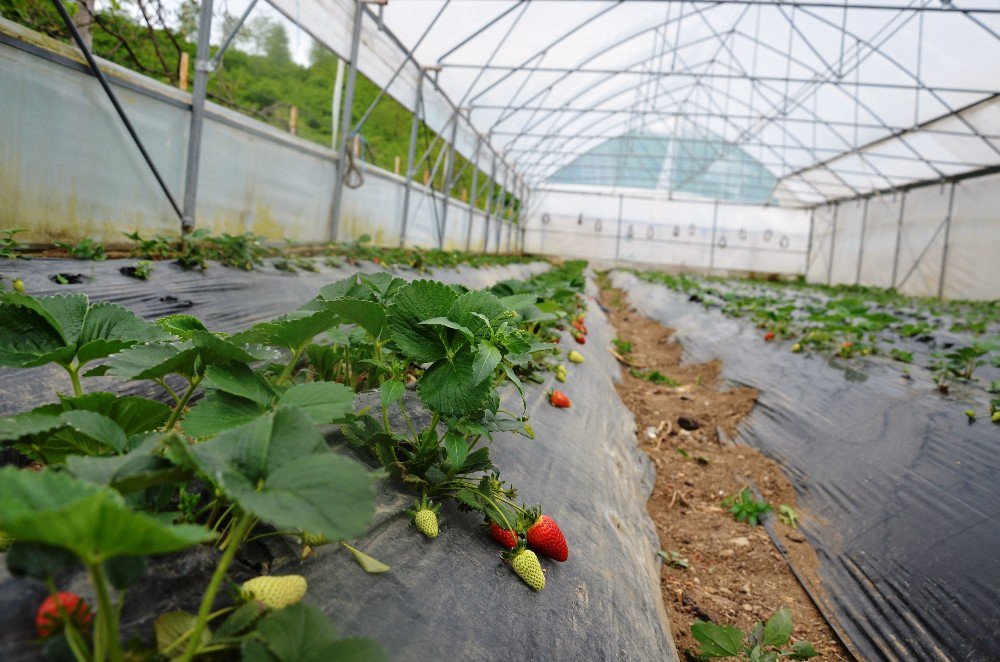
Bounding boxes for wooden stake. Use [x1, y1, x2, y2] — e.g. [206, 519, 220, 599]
[289, 105, 298, 135]
[460, 188, 467, 202]
[179, 52, 189, 92]
[423, 170, 430, 186]
[394, 156, 401, 175]
[353, 135, 361, 157]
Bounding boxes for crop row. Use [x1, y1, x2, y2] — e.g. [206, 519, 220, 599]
[0, 261, 587, 660]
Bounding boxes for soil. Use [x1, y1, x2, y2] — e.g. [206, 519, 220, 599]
[597, 281, 851, 660]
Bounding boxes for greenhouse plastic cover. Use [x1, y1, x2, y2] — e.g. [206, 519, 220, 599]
[612, 270, 1000, 661]
[0, 260, 675, 661]
[281, 0, 1000, 204]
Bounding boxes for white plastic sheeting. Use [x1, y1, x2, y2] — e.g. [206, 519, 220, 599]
[525, 185, 809, 274]
[368, 1, 1000, 204]
[805, 172, 1000, 300]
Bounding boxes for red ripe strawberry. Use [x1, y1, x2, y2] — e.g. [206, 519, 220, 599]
[526, 512, 569, 562]
[573, 332, 586, 345]
[572, 321, 588, 335]
[489, 521, 518, 549]
[549, 390, 571, 408]
[764, 331, 776, 341]
[36, 592, 93, 639]
[575, 314, 585, 325]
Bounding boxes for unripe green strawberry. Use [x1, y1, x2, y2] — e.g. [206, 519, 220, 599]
[0, 530, 14, 551]
[300, 532, 330, 547]
[241, 575, 307, 610]
[505, 544, 545, 591]
[12, 278, 24, 294]
[568, 350, 584, 364]
[791, 343, 803, 353]
[555, 369, 567, 383]
[992, 411, 1000, 423]
[406, 495, 441, 539]
[965, 409, 976, 421]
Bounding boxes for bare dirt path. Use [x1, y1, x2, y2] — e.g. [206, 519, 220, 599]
[597, 277, 850, 660]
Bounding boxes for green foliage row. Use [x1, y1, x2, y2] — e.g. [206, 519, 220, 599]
[0, 261, 588, 659]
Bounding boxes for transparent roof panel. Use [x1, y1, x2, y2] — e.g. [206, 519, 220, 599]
[377, 0, 1000, 206]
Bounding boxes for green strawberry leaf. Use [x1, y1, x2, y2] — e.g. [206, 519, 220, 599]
[76, 300, 171, 365]
[322, 298, 387, 342]
[203, 363, 276, 406]
[245, 603, 386, 662]
[471, 342, 502, 386]
[447, 289, 510, 337]
[233, 309, 339, 351]
[416, 347, 492, 416]
[386, 280, 457, 363]
[420, 317, 474, 345]
[0, 467, 212, 563]
[181, 391, 264, 439]
[156, 314, 208, 340]
[762, 607, 793, 647]
[380, 380, 405, 410]
[66, 435, 189, 493]
[691, 620, 744, 658]
[787, 640, 818, 660]
[277, 382, 355, 424]
[177, 407, 377, 543]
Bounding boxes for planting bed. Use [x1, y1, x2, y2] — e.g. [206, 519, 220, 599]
[0, 255, 674, 661]
[612, 270, 1000, 660]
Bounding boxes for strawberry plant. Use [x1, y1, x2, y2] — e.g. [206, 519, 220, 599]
[688, 608, 817, 660]
[722, 488, 772, 526]
[55, 238, 107, 262]
[0, 228, 29, 259]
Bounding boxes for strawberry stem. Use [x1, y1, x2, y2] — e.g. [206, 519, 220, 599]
[86, 561, 121, 662]
[179, 510, 254, 662]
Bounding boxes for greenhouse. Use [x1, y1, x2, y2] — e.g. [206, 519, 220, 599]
[0, 0, 998, 660]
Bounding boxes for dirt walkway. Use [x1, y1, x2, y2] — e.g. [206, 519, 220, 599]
[597, 278, 850, 660]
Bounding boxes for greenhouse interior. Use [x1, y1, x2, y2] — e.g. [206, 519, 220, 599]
[0, 0, 998, 659]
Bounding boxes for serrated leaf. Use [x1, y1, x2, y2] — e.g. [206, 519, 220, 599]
[213, 601, 265, 640]
[443, 431, 468, 469]
[691, 620, 744, 658]
[416, 347, 492, 416]
[181, 391, 264, 439]
[157, 314, 208, 340]
[447, 289, 510, 338]
[420, 317, 474, 345]
[76, 301, 171, 365]
[234, 310, 338, 351]
[203, 363, 276, 407]
[341, 542, 390, 574]
[323, 298, 387, 341]
[58, 410, 128, 453]
[0, 467, 212, 563]
[471, 342, 502, 386]
[156, 611, 209, 658]
[386, 280, 457, 363]
[66, 435, 188, 493]
[277, 382, 355, 424]
[246, 603, 386, 662]
[379, 380, 405, 409]
[763, 608, 793, 647]
[179, 408, 377, 543]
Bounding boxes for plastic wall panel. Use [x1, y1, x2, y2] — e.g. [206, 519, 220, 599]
[894, 185, 950, 298]
[526, 187, 809, 273]
[942, 172, 1000, 301]
[856, 194, 902, 289]
[828, 199, 865, 286]
[0, 28, 509, 253]
[806, 205, 834, 283]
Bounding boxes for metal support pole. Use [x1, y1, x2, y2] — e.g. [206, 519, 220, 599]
[331, 59, 345, 149]
[399, 78, 423, 248]
[708, 201, 719, 272]
[439, 114, 459, 249]
[483, 154, 496, 252]
[804, 207, 815, 274]
[890, 192, 907, 289]
[180, 0, 214, 232]
[50, 0, 183, 224]
[827, 203, 839, 285]
[614, 194, 624, 261]
[937, 182, 957, 300]
[329, 0, 364, 243]
[466, 138, 480, 251]
[855, 198, 869, 285]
